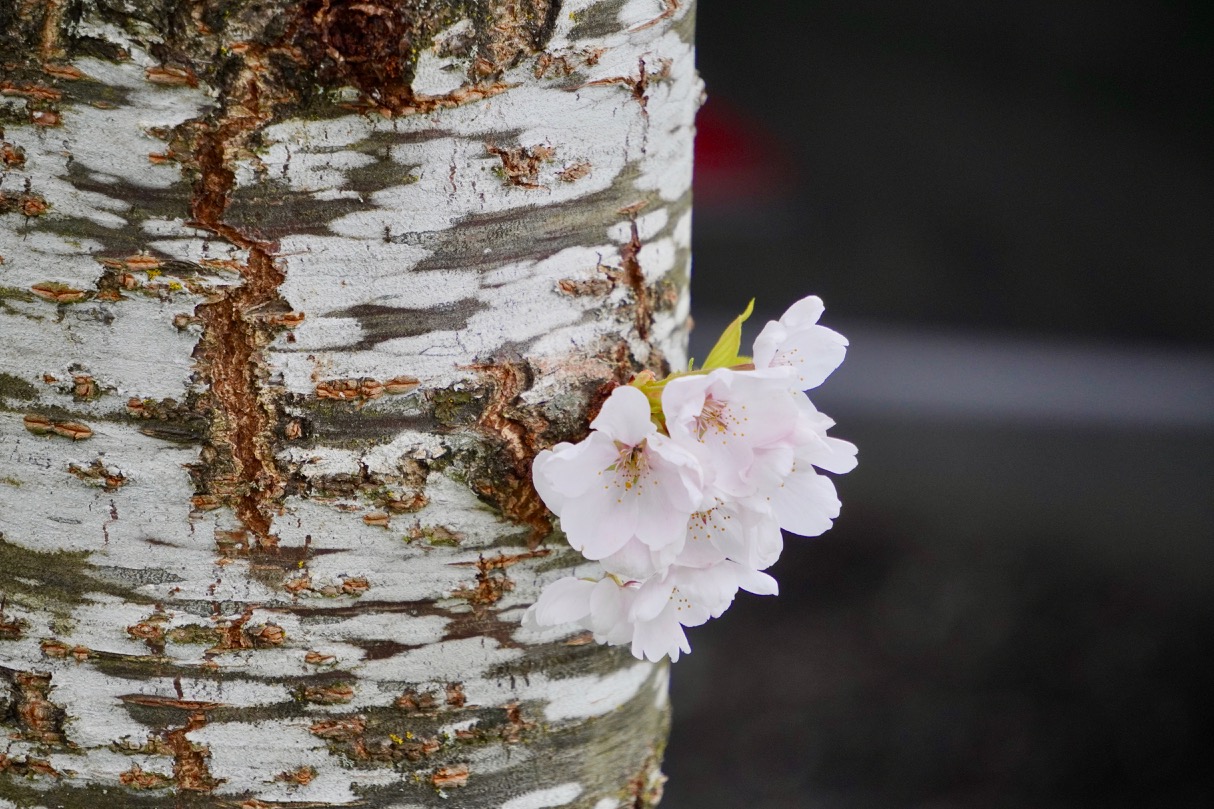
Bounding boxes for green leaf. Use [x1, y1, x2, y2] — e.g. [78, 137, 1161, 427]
[702, 298, 755, 370]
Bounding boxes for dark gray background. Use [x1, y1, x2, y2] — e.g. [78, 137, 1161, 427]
[662, 2, 1214, 807]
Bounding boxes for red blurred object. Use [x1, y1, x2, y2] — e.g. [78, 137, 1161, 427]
[694, 97, 796, 208]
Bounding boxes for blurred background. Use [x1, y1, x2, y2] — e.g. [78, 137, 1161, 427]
[664, 2, 1214, 807]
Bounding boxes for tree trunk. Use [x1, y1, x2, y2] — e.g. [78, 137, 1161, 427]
[0, 1, 697, 806]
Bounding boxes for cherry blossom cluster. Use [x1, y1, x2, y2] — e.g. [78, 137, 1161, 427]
[527, 296, 857, 662]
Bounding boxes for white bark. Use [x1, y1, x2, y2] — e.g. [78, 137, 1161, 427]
[0, 0, 697, 806]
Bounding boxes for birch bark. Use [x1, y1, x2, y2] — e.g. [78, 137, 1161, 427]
[0, 0, 698, 806]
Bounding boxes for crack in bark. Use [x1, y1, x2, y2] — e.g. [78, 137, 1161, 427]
[164, 1, 564, 550]
[619, 215, 654, 341]
[183, 47, 292, 549]
[631, 0, 681, 33]
[581, 56, 671, 115]
[163, 709, 222, 793]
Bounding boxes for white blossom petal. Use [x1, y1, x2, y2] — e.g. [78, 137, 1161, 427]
[533, 427, 702, 560]
[678, 501, 783, 571]
[533, 436, 617, 504]
[589, 384, 655, 446]
[800, 433, 859, 475]
[530, 577, 596, 626]
[561, 490, 634, 559]
[589, 578, 634, 644]
[671, 563, 744, 618]
[645, 435, 706, 513]
[678, 509, 732, 568]
[630, 576, 675, 623]
[631, 482, 692, 549]
[631, 610, 690, 663]
[601, 537, 682, 581]
[768, 465, 841, 537]
[753, 294, 849, 390]
[736, 566, 779, 596]
[663, 369, 801, 502]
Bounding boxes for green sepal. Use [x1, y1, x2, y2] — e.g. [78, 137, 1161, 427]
[702, 298, 755, 370]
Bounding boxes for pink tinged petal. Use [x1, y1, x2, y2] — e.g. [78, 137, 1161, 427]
[588, 579, 630, 633]
[632, 609, 690, 662]
[560, 489, 634, 560]
[631, 480, 692, 550]
[710, 370, 802, 446]
[534, 434, 620, 502]
[736, 566, 779, 597]
[671, 564, 740, 618]
[598, 628, 630, 647]
[779, 295, 826, 329]
[684, 501, 781, 570]
[751, 320, 787, 371]
[722, 505, 784, 570]
[589, 579, 641, 647]
[590, 385, 656, 446]
[660, 375, 712, 433]
[532, 577, 596, 626]
[665, 577, 715, 627]
[776, 326, 848, 390]
[792, 393, 837, 433]
[531, 447, 568, 514]
[601, 538, 676, 581]
[770, 468, 841, 537]
[677, 509, 731, 568]
[753, 296, 848, 390]
[645, 435, 705, 512]
[802, 435, 858, 474]
[667, 373, 801, 501]
[630, 576, 675, 623]
[599, 618, 636, 647]
[677, 602, 713, 628]
[750, 520, 785, 570]
[741, 444, 795, 496]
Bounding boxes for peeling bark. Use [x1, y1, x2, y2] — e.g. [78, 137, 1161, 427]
[1, 0, 697, 805]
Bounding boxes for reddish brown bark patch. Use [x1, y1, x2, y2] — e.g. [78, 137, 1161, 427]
[627, 746, 669, 809]
[67, 458, 128, 490]
[487, 142, 555, 189]
[164, 710, 222, 792]
[309, 714, 442, 764]
[465, 361, 553, 546]
[290, 0, 559, 111]
[0, 753, 60, 779]
[432, 763, 470, 788]
[119, 763, 173, 790]
[0, 141, 26, 168]
[0, 0, 68, 63]
[451, 549, 551, 606]
[0, 668, 69, 745]
[0, 190, 49, 217]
